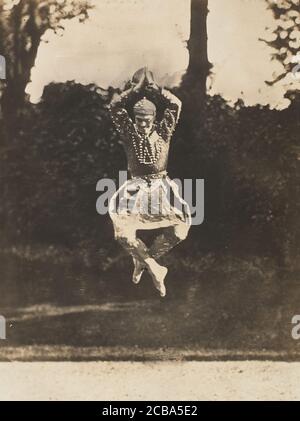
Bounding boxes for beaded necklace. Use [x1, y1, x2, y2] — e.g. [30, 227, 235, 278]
[132, 125, 163, 165]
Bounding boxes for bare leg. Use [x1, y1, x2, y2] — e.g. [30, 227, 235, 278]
[132, 256, 145, 285]
[150, 223, 190, 260]
[114, 223, 150, 262]
[113, 222, 168, 296]
[132, 222, 190, 285]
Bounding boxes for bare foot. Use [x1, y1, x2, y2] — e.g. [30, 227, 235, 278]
[132, 257, 146, 284]
[145, 258, 168, 297]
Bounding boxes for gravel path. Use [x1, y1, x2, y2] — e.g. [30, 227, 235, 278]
[0, 361, 300, 401]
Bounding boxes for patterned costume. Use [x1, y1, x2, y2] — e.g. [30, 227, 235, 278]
[107, 77, 191, 296]
[108, 88, 192, 231]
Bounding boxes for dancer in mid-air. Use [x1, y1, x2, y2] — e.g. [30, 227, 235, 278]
[108, 68, 191, 297]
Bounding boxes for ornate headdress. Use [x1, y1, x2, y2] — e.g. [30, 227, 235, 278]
[133, 97, 156, 116]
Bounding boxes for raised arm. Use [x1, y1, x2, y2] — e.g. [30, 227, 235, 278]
[108, 75, 145, 136]
[145, 82, 182, 140]
[160, 88, 182, 124]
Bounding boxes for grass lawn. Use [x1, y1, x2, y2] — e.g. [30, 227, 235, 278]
[0, 246, 300, 361]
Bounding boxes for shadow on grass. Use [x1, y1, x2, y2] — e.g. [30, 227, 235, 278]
[0, 246, 300, 360]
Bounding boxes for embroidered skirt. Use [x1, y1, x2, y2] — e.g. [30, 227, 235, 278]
[108, 172, 192, 230]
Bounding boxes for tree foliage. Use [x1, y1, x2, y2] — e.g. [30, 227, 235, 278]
[0, 0, 91, 131]
[263, 0, 300, 85]
[0, 0, 299, 272]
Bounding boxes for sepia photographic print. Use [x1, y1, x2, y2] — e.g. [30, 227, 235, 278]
[0, 0, 300, 403]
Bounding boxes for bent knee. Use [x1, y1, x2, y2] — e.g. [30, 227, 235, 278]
[174, 224, 190, 241]
[115, 234, 127, 245]
[115, 232, 137, 247]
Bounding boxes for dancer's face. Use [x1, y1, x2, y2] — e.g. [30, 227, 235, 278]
[135, 114, 155, 135]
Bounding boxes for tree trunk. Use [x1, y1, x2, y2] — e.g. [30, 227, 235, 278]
[180, 0, 212, 113]
[0, 0, 40, 140]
